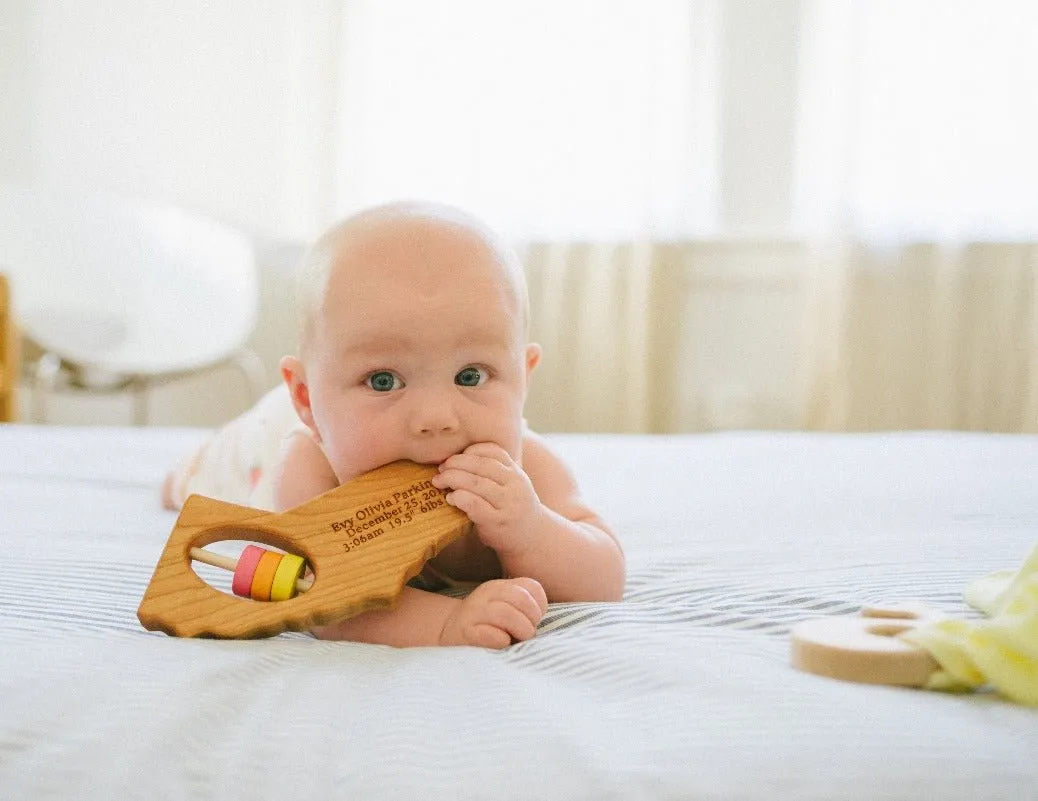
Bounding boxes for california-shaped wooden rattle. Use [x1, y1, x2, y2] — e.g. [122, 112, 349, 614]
[790, 603, 942, 687]
[138, 460, 471, 638]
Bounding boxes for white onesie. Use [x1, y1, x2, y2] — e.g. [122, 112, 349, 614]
[165, 383, 304, 512]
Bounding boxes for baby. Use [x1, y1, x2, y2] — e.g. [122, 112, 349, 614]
[165, 201, 624, 648]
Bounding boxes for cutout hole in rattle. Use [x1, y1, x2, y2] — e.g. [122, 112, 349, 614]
[862, 605, 922, 621]
[866, 622, 912, 637]
[190, 539, 313, 602]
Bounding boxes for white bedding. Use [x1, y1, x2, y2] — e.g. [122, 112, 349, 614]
[1, 426, 1036, 799]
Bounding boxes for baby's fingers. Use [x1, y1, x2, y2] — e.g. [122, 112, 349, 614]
[469, 579, 547, 646]
[466, 622, 514, 650]
[509, 577, 548, 617]
[484, 597, 540, 643]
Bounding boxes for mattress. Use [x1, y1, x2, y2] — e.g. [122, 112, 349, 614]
[1, 425, 1036, 799]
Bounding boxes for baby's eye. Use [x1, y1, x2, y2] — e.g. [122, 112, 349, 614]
[455, 366, 489, 387]
[366, 371, 403, 392]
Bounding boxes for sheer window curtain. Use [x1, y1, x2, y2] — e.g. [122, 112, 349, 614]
[335, 0, 718, 240]
[797, 0, 1038, 431]
[331, 0, 1038, 433]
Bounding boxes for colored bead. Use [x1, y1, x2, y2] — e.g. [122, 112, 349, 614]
[250, 550, 284, 602]
[269, 553, 307, 602]
[231, 544, 266, 598]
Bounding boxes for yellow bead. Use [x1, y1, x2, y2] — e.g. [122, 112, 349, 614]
[269, 553, 307, 601]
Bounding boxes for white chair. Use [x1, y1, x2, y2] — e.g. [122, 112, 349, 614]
[0, 184, 265, 424]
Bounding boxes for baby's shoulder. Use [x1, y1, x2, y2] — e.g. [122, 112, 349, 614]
[271, 426, 338, 506]
[278, 423, 320, 461]
[520, 426, 574, 478]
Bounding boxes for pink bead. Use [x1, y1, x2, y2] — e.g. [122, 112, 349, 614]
[231, 544, 267, 598]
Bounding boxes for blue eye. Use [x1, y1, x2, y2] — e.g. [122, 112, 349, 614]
[455, 366, 488, 387]
[366, 371, 402, 392]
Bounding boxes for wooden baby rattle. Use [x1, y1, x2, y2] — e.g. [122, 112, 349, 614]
[138, 460, 471, 639]
[790, 603, 942, 687]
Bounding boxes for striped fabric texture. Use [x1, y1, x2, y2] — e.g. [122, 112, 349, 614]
[1, 427, 1036, 799]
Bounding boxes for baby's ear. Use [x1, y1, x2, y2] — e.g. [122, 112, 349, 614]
[279, 355, 316, 432]
[524, 343, 542, 378]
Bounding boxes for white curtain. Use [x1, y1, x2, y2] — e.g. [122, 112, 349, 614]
[335, 0, 719, 240]
[796, 0, 1038, 241]
[523, 242, 687, 433]
[802, 243, 1038, 432]
[334, 0, 1038, 433]
[796, 0, 1038, 432]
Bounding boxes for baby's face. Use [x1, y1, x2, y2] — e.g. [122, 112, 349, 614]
[302, 219, 537, 485]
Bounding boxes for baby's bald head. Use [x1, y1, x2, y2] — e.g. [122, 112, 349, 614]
[294, 201, 529, 359]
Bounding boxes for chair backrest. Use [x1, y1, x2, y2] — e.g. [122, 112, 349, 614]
[0, 184, 258, 378]
[0, 273, 18, 422]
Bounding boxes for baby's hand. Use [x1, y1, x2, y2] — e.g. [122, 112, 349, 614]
[432, 443, 544, 557]
[439, 577, 547, 649]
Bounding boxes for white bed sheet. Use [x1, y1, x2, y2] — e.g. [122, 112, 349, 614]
[1, 426, 1036, 800]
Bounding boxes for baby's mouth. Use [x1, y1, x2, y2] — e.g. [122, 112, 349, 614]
[417, 450, 463, 468]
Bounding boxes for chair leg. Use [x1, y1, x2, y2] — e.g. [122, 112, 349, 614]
[131, 375, 150, 426]
[31, 351, 62, 424]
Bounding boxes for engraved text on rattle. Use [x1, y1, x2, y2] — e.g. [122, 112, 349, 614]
[330, 480, 447, 552]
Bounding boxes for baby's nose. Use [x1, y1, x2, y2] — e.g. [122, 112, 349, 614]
[417, 417, 458, 435]
[410, 391, 460, 436]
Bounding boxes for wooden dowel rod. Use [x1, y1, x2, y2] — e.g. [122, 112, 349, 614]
[189, 547, 314, 593]
[189, 547, 238, 572]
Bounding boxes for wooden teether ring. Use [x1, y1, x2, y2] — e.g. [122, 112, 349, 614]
[137, 460, 471, 639]
[790, 603, 943, 687]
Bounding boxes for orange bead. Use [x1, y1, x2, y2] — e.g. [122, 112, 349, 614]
[249, 550, 284, 602]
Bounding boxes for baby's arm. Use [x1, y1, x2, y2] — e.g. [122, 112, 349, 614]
[311, 578, 546, 648]
[431, 432, 625, 603]
[272, 432, 546, 647]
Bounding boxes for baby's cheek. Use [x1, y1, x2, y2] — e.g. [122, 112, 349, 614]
[494, 415, 526, 461]
[346, 427, 397, 471]
[473, 396, 522, 446]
